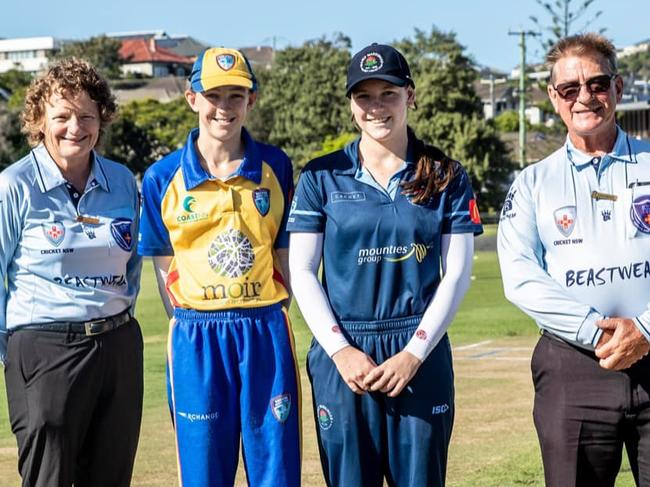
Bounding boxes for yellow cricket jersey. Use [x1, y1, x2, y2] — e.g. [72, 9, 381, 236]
[138, 128, 293, 310]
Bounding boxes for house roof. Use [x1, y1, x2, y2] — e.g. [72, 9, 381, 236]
[119, 39, 193, 64]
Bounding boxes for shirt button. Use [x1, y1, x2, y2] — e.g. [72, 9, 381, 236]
[73, 192, 79, 198]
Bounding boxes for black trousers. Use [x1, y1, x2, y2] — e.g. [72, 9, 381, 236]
[532, 332, 650, 487]
[4, 318, 144, 487]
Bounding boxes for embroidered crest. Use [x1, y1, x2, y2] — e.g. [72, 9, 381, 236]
[416, 329, 427, 340]
[253, 188, 271, 216]
[554, 206, 577, 237]
[42, 221, 65, 247]
[360, 52, 383, 73]
[631, 195, 650, 234]
[270, 394, 291, 423]
[110, 218, 133, 251]
[216, 53, 236, 71]
[601, 210, 611, 222]
[317, 405, 334, 430]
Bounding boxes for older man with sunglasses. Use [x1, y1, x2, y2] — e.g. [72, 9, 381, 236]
[498, 33, 650, 486]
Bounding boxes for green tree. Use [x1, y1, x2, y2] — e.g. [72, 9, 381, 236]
[103, 97, 196, 174]
[49, 36, 123, 79]
[530, 0, 604, 50]
[395, 27, 514, 210]
[618, 46, 650, 79]
[260, 34, 352, 169]
[0, 70, 32, 169]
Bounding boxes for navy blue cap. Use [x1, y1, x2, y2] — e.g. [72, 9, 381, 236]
[346, 43, 414, 97]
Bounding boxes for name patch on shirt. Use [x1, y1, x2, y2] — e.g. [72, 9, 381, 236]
[331, 191, 366, 203]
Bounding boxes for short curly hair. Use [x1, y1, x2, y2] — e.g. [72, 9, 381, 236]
[21, 57, 117, 146]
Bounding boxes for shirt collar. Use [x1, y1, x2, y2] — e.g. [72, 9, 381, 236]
[336, 133, 416, 175]
[31, 144, 109, 193]
[565, 126, 634, 170]
[180, 127, 262, 190]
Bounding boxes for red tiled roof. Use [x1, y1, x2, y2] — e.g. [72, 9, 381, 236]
[119, 39, 193, 64]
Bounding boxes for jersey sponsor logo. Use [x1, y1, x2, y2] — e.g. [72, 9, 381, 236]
[416, 329, 427, 340]
[500, 189, 517, 220]
[110, 218, 133, 252]
[53, 274, 127, 288]
[357, 242, 429, 265]
[317, 405, 334, 430]
[469, 199, 482, 224]
[602, 210, 612, 222]
[177, 196, 209, 224]
[631, 195, 650, 234]
[432, 404, 450, 415]
[565, 260, 650, 287]
[216, 53, 236, 71]
[331, 191, 366, 203]
[554, 206, 576, 237]
[42, 221, 65, 247]
[177, 410, 220, 423]
[360, 52, 383, 73]
[270, 393, 291, 423]
[207, 229, 256, 278]
[253, 188, 271, 216]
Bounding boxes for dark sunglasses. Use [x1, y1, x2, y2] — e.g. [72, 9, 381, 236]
[552, 74, 618, 101]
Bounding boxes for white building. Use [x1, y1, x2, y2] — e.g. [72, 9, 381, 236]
[0, 37, 61, 74]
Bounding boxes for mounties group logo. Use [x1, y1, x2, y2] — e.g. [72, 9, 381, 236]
[631, 195, 650, 234]
[357, 242, 429, 266]
[43, 221, 65, 247]
[270, 393, 291, 423]
[360, 53, 383, 72]
[207, 229, 256, 278]
[500, 189, 517, 220]
[317, 405, 334, 430]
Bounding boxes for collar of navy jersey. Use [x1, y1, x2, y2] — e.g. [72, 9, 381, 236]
[565, 126, 636, 171]
[181, 127, 263, 190]
[335, 135, 416, 175]
[31, 144, 109, 193]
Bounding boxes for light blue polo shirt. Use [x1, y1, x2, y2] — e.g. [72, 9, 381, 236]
[287, 135, 483, 323]
[498, 128, 650, 349]
[0, 144, 142, 362]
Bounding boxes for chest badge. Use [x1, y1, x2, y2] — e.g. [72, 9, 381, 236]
[253, 188, 270, 217]
[631, 195, 650, 234]
[110, 218, 133, 251]
[554, 206, 576, 237]
[42, 221, 65, 247]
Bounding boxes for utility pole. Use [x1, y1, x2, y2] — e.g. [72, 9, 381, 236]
[508, 30, 540, 168]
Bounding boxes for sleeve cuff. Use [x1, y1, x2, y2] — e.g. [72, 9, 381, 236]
[576, 310, 605, 348]
[404, 337, 428, 362]
[634, 315, 650, 343]
[324, 335, 351, 358]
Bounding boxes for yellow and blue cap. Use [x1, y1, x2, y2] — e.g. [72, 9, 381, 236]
[189, 47, 257, 93]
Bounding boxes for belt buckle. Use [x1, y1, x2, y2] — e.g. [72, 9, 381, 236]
[84, 318, 109, 336]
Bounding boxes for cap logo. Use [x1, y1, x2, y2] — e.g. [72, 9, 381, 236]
[216, 53, 236, 71]
[360, 52, 383, 73]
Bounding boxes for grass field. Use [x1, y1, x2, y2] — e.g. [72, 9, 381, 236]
[0, 230, 638, 485]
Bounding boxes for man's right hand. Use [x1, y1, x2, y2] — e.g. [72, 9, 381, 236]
[331, 346, 377, 395]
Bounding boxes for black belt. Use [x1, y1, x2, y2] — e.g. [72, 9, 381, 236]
[13, 310, 132, 336]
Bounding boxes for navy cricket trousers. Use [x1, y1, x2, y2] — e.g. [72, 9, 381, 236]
[307, 316, 454, 487]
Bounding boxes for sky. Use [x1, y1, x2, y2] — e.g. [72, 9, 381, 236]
[3, 0, 649, 72]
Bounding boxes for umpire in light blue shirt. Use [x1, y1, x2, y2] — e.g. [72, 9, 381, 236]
[498, 33, 650, 486]
[0, 58, 143, 487]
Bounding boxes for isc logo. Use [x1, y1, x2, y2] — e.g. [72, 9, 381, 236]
[432, 404, 450, 415]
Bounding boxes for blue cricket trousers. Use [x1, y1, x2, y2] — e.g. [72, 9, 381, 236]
[307, 316, 454, 487]
[168, 304, 301, 487]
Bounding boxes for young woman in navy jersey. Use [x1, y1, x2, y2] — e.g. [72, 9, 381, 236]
[288, 43, 483, 486]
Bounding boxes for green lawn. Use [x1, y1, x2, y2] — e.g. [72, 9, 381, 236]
[0, 242, 637, 485]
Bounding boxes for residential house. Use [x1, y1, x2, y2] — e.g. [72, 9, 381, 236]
[118, 38, 194, 78]
[0, 36, 61, 74]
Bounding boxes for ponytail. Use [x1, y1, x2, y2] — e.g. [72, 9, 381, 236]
[401, 127, 455, 204]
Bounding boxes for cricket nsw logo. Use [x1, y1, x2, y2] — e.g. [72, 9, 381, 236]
[207, 229, 256, 278]
[42, 221, 65, 247]
[554, 206, 577, 237]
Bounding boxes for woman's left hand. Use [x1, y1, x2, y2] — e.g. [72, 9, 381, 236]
[363, 351, 422, 397]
